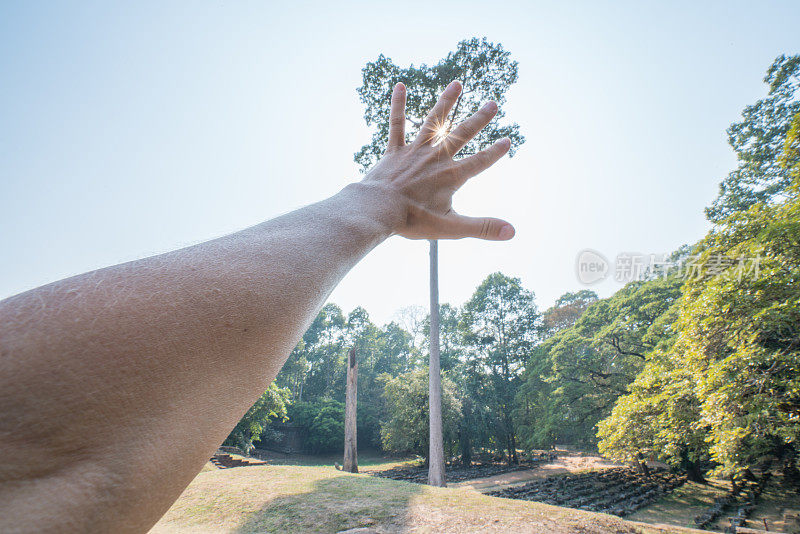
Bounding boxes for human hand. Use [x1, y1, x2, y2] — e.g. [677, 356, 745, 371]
[359, 80, 515, 241]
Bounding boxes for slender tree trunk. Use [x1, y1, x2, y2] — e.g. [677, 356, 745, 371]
[510, 432, 518, 464]
[460, 400, 472, 467]
[428, 240, 446, 487]
[343, 347, 358, 473]
[636, 452, 650, 476]
[679, 448, 705, 483]
[460, 428, 472, 468]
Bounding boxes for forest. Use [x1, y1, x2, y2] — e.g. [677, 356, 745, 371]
[225, 54, 800, 488]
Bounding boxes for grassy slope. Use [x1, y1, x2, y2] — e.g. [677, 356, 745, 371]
[150, 463, 711, 534]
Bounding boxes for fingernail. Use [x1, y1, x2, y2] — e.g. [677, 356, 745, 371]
[499, 137, 511, 148]
[499, 224, 515, 240]
[395, 82, 405, 92]
[483, 101, 498, 113]
[447, 80, 461, 91]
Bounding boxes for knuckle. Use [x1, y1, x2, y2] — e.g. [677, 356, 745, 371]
[479, 219, 491, 239]
[456, 123, 474, 139]
[420, 130, 437, 145]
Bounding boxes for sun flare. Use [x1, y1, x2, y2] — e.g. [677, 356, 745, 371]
[431, 121, 450, 145]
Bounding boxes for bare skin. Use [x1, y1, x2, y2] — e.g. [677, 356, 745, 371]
[0, 80, 514, 533]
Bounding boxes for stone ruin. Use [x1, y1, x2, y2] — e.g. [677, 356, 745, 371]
[488, 467, 687, 517]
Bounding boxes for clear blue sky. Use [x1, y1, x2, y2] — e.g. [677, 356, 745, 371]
[1, 1, 798, 325]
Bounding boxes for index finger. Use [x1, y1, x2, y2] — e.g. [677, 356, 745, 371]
[415, 80, 462, 145]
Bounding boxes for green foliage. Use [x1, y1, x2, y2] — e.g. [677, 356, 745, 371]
[380, 368, 461, 458]
[422, 304, 463, 372]
[355, 37, 524, 172]
[461, 272, 539, 462]
[513, 342, 561, 450]
[781, 111, 800, 181]
[288, 399, 345, 454]
[224, 384, 290, 454]
[277, 303, 347, 403]
[274, 305, 419, 451]
[596, 348, 708, 477]
[521, 276, 682, 449]
[679, 188, 800, 477]
[706, 54, 800, 222]
[597, 61, 800, 480]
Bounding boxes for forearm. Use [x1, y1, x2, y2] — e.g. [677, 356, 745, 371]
[0, 182, 398, 533]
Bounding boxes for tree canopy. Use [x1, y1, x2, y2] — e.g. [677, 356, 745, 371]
[706, 55, 800, 222]
[355, 37, 524, 172]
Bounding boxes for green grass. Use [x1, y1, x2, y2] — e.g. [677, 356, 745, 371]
[150, 461, 711, 534]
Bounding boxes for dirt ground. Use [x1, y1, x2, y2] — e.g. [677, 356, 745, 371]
[453, 449, 626, 491]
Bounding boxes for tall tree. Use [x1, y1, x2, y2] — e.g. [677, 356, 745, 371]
[428, 241, 446, 485]
[355, 37, 524, 172]
[706, 55, 800, 222]
[683, 182, 800, 479]
[462, 272, 539, 463]
[356, 37, 525, 485]
[380, 368, 462, 460]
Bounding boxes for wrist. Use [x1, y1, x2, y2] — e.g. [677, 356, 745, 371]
[339, 181, 406, 239]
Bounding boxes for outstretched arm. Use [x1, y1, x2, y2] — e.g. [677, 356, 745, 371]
[0, 81, 514, 533]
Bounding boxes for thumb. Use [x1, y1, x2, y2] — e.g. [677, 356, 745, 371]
[438, 213, 515, 241]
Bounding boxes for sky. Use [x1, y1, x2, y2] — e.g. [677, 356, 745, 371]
[1, 1, 798, 326]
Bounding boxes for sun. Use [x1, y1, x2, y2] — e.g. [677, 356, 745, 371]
[431, 121, 450, 146]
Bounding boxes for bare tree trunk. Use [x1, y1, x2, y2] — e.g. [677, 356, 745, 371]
[428, 240, 446, 487]
[343, 347, 358, 473]
[636, 452, 650, 476]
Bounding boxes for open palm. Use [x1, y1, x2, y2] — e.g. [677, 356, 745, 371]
[362, 81, 515, 241]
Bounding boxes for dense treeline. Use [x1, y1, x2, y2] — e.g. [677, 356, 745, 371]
[226, 55, 800, 484]
[597, 54, 800, 484]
